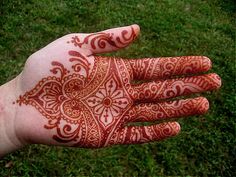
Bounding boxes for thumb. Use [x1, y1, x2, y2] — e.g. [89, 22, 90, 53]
[71, 24, 140, 54]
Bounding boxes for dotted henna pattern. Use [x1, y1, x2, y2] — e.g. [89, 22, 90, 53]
[16, 27, 221, 147]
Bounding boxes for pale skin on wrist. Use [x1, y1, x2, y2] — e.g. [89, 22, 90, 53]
[0, 77, 25, 157]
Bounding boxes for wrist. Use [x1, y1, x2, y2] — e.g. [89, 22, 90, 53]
[0, 76, 25, 157]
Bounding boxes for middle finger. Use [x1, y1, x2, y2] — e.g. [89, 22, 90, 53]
[129, 73, 221, 102]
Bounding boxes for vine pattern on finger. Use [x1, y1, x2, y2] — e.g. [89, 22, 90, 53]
[68, 26, 137, 50]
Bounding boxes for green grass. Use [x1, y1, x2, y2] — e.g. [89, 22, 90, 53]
[0, 0, 235, 176]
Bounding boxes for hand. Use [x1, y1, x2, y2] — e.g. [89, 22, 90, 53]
[11, 24, 221, 148]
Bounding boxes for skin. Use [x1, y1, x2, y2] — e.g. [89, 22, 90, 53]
[0, 24, 221, 157]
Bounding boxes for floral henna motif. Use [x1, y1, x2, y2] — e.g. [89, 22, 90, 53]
[85, 75, 131, 128]
[16, 50, 134, 147]
[17, 52, 91, 123]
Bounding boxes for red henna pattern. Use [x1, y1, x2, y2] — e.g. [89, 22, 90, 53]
[130, 73, 221, 102]
[17, 51, 134, 147]
[68, 50, 91, 77]
[68, 26, 137, 50]
[85, 74, 131, 128]
[16, 30, 221, 147]
[126, 97, 209, 123]
[108, 122, 180, 145]
[129, 56, 212, 80]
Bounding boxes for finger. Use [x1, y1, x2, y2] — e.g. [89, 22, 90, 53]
[130, 73, 221, 101]
[114, 122, 180, 145]
[129, 56, 212, 80]
[126, 97, 209, 122]
[69, 24, 140, 54]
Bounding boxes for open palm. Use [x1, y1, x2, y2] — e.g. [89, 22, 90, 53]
[15, 25, 221, 147]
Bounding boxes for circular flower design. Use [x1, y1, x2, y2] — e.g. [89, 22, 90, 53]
[86, 75, 131, 127]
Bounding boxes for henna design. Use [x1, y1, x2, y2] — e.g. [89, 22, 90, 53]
[17, 51, 101, 144]
[16, 53, 220, 146]
[70, 33, 118, 49]
[69, 50, 91, 77]
[108, 122, 180, 146]
[130, 73, 221, 102]
[85, 74, 131, 128]
[68, 26, 137, 50]
[126, 97, 209, 123]
[129, 56, 211, 80]
[107, 97, 209, 146]
[17, 51, 134, 147]
[16, 30, 221, 147]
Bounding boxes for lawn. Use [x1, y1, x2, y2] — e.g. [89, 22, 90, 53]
[0, 0, 235, 176]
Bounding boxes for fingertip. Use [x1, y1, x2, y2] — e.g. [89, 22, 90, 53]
[131, 24, 140, 37]
[171, 121, 181, 136]
[202, 56, 212, 71]
[210, 73, 222, 89]
[198, 97, 210, 114]
[161, 122, 181, 138]
[214, 73, 222, 88]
